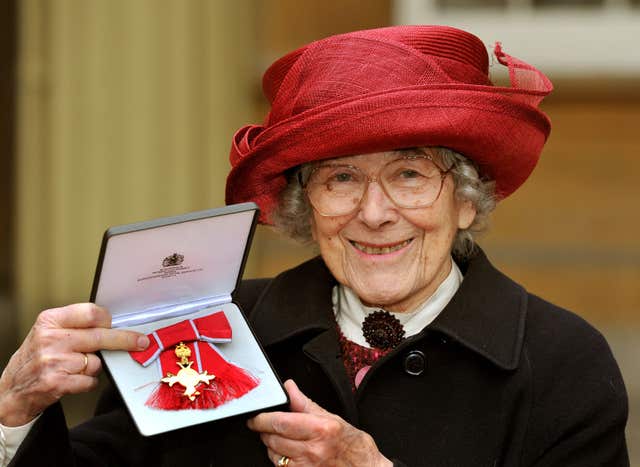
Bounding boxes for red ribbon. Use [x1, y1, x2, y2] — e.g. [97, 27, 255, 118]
[129, 311, 259, 410]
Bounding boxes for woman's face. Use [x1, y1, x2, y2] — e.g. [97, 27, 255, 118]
[310, 151, 476, 312]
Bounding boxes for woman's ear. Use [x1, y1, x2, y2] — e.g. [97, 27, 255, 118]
[457, 200, 476, 230]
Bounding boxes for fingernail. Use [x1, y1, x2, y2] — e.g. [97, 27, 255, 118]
[137, 335, 150, 349]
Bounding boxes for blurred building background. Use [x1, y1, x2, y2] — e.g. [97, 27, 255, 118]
[0, 0, 638, 463]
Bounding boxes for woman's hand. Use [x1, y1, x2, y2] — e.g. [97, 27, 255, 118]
[247, 379, 392, 467]
[0, 303, 149, 426]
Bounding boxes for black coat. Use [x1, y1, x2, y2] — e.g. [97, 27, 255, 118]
[11, 250, 629, 466]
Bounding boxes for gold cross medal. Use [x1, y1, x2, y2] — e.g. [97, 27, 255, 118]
[161, 342, 216, 401]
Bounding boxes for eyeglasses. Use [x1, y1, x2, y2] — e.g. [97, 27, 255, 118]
[304, 153, 453, 217]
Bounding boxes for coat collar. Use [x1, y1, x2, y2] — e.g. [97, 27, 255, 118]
[248, 256, 337, 346]
[429, 248, 527, 370]
[250, 248, 526, 371]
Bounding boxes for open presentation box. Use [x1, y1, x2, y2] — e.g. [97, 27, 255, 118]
[90, 203, 288, 436]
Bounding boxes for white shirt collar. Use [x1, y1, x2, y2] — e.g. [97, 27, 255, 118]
[332, 257, 463, 348]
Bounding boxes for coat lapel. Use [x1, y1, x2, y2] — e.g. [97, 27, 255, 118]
[249, 257, 335, 347]
[248, 257, 357, 422]
[430, 248, 527, 370]
[302, 327, 359, 423]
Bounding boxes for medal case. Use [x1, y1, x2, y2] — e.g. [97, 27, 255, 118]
[90, 203, 288, 436]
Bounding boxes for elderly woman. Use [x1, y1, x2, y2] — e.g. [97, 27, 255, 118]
[0, 25, 628, 467]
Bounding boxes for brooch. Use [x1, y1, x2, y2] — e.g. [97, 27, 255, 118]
[362, 310, 405, 350]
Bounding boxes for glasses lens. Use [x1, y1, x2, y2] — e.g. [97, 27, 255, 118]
[380, 156, 444, 208]
[306, 164, 366, 216]
[305, 156, 447, 216]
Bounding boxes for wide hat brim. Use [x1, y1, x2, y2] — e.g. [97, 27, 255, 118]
[225, 26, 552, 223]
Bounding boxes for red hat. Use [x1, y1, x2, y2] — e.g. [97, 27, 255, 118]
[226, 25, 553, 223]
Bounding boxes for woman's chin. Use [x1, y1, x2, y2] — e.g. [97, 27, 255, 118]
[349, 280, 412, 310]
[342, 262, 419, 309]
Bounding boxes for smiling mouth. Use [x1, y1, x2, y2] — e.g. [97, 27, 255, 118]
[350, 239, 413, 255]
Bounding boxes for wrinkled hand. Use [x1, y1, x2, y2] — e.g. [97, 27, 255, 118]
[247, 380, 392, 467]
[0, 303, 149, 426]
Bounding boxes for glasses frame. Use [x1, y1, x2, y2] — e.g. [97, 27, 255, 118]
[302, 153, 454, 217]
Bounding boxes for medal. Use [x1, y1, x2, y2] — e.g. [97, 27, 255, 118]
[161, 342, 216, 401]
[129, 311, 259, 410]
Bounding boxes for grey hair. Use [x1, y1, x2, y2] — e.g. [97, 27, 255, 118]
[270, 147, 497, 259]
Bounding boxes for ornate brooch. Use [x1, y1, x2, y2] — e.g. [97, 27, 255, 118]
[362, 310, 405, 350]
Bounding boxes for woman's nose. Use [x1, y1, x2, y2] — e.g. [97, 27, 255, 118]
[357, 180, 398, 228]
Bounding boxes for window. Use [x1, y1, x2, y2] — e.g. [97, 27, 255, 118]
[393, 0, 640, 76]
